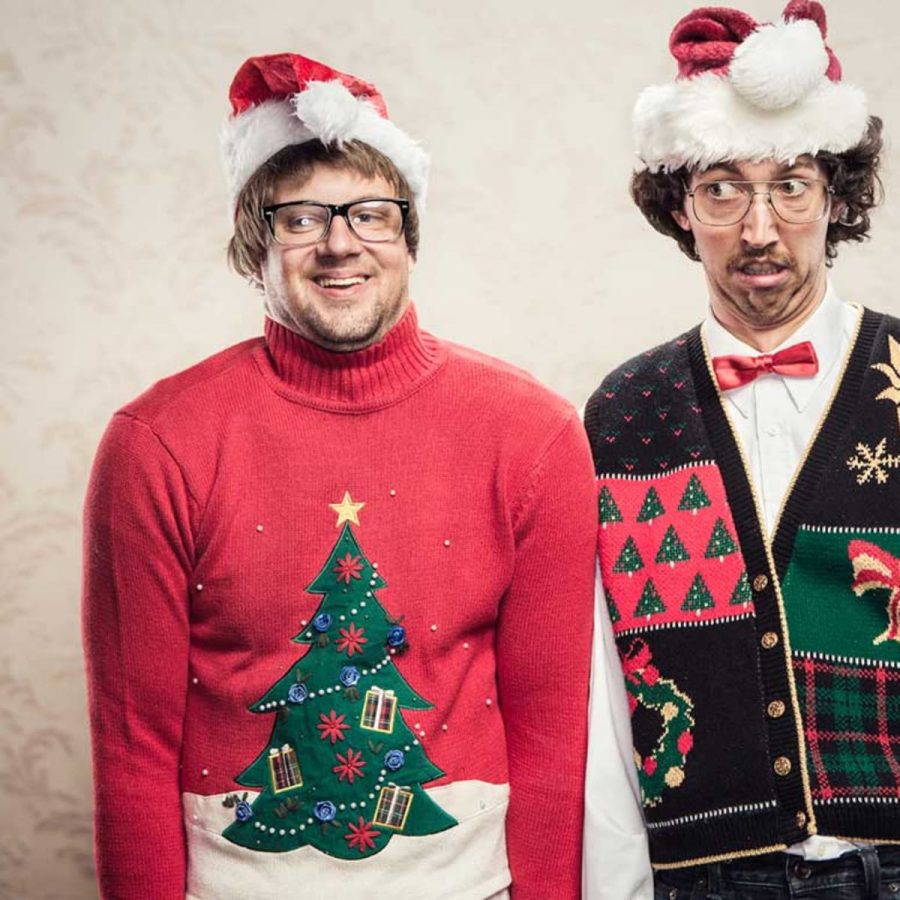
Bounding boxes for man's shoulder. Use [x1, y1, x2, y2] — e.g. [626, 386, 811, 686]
[584, 327, 700, 421]
[440, 338, 577, 420]
[119, 336, 264, 427]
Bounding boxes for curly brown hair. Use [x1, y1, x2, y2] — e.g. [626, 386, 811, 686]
[630, 116, 884, 265]
[228, 140, 420, 284]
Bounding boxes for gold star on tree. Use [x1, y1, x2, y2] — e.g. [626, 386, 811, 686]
[330, 491, 365, 527]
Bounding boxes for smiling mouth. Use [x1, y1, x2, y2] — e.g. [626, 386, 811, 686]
[314, 275, 370, 288]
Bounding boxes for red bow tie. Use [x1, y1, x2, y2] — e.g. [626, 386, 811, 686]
[712, 341, 819, 391]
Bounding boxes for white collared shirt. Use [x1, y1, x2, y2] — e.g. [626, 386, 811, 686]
[583, 285, 862, 899]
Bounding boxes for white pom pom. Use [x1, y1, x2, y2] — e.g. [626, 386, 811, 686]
[292, 80, 365, 145]
[730, 19, 829, 110]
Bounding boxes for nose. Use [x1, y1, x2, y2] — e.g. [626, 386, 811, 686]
[740, 193, 780, 249]
[318, 211, 361, 256]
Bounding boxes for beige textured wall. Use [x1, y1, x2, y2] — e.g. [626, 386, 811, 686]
[2, 1, 898, 896]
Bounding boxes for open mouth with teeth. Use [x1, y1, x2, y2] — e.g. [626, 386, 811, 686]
[314, 275, 370, 288]
[736, 262, 788, 275]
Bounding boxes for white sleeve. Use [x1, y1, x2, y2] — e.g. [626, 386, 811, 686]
[583, 563, 654, 900]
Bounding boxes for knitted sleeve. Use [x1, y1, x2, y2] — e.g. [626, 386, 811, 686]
[498, 411, 597, 899]
[82, 412, 196, 899]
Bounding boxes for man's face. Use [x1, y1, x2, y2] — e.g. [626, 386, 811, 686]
[260, 164, 413, 352]
[672, 157, 837, 336]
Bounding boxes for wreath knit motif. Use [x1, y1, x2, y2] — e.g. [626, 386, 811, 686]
[622, 639, 695, 808]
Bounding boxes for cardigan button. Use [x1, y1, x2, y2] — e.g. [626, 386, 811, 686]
[774, 756, 792, 776]
[761, 631, 779, 650]
[767, 700, 786, 718]
[752, 574, 769, 592]
[795, 811, 808, 829]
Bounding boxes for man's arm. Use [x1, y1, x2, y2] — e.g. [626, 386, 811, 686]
[82, 413, 194, 899]
[583, 565, 653, 900]
[496, 411, 596, 899]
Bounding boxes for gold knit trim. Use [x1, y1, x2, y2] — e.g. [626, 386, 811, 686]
[652, 842, 787, 870]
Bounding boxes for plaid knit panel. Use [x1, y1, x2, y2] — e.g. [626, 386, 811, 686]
[784, 528, 900, 801]
[793, 655, 900, 801]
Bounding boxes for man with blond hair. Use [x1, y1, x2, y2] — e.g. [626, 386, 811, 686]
[83, 53, 596, 899]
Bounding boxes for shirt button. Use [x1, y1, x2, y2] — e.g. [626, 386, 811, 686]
[753, 574, 769, 592]
[766, 424, 780, 437]
[795, 811, 808, 829]
[761, 631, 779, 649]
[767, 700, 786, 718]
[774, 756, 792, 776]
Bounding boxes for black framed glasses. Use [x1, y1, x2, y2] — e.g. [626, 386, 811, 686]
[685, 179, 834, 226]
[261, 198, 409, 246]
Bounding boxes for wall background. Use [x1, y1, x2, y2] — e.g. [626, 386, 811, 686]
[1, 1, 897, 896]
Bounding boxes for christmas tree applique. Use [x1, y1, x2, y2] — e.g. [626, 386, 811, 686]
[223, 494, 457, 858]
[599, 486, 623, 528]
[655, 525, 690, 569]
[678, 474, 711, 515]
[636, 487, 665, 525]
[634, 579, 666, 619]
[729, 571, 752, 607]
[613, 536, 645, 578]
[682, 573, 714, 615]
[704, 518, 738, 562]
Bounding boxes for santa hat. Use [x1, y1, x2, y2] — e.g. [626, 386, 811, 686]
[221, 53, 429, 214]
[634, 0, 868, 172]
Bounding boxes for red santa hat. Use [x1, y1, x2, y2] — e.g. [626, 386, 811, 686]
[221, 53, 429, 214]
[634, 1, 868, 172]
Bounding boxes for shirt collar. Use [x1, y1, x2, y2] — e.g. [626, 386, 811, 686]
[702, 282, 852, 417]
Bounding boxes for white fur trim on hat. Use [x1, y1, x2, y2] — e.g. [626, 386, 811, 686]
[634, 72, 867, 172]
[221, 80, 429, 214]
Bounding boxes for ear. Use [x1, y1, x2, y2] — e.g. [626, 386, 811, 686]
[829, 198, 845, 224]
[672, 209, 693, 232]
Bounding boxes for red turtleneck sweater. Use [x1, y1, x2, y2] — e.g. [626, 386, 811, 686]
[83, 307, 595, 899]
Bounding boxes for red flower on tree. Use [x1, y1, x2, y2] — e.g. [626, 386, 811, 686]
[317, 710, 350, 744]
[333, 747, 367, 783]
[344, 817, 380, 853]
[336, 623, 368, 657]
[334, 553, 364, 585]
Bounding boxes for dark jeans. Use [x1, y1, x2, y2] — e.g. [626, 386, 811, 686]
[654, 847, 900, 899]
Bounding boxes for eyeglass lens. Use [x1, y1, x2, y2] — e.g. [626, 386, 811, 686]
[692, 180, 829, 226]
[271, 200, 404, 245]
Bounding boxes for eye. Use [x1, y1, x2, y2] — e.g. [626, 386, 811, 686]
[776, 179, 810, 197]
[702, 181, 743, 201]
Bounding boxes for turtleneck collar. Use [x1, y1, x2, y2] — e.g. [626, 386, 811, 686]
[255, 304, 446, 413]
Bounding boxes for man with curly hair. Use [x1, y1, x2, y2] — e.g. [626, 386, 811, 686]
[82, 53, 597, 899]
[582, 3, 897, 898]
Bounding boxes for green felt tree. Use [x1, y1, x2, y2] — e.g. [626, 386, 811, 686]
[682, 573, 715, 615]
[655, 525, 690, 568]
[730, 571, 752, 607]
[599, 486, 623, 528]
[678, 474, 711, 515]
[636, 487, 666, 524]
[634, 579, 666, 619]
[223, 503, 457, 859]
[613, 536, 645, 577]
[704, 518, 738, 562]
